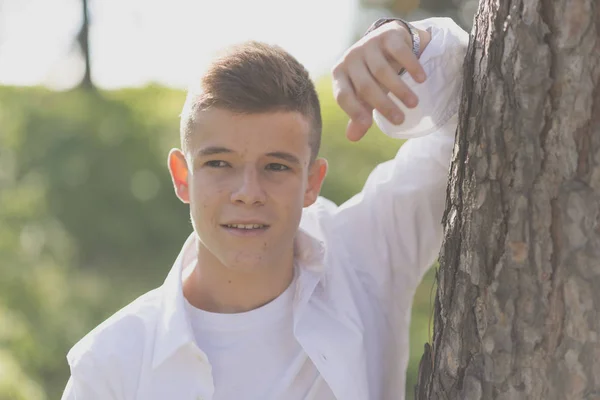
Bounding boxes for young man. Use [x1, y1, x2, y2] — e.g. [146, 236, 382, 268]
[62, 17, 468, 400]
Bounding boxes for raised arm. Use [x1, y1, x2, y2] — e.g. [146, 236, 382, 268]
[326, 18, 469, 297]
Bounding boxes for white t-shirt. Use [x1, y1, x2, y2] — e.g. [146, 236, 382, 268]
[185, 276, 336, 400]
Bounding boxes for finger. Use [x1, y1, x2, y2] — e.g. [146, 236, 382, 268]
[332, 68, 373, 128]
[364, 46, 419, 109]
[382, 31, 427, 84]
[346, 117, 371, 142]
[347, 62, 405, 126]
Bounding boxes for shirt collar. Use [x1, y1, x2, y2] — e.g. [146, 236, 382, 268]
[152, 232, 197, 369]
[151, 226, 327, 370]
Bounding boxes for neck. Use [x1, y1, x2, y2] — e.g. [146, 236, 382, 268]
[183, 241, 295, 313]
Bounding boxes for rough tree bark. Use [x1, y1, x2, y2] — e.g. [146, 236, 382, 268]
[415, 0, 600, 399]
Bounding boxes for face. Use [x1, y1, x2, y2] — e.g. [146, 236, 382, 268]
[168, 108, 327, 272]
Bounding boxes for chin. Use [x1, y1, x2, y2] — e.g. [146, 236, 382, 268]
[223, 251, 270, 272]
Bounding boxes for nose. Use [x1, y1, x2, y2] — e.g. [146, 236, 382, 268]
[230, 165, 267, 206]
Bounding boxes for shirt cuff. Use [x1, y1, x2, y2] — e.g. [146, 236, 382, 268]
[373, 17, 469, 140]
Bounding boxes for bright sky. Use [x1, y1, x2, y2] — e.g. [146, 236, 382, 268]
[0, 0, 366, 90]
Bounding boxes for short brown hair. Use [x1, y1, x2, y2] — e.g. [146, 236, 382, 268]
[180, 41, 322, 161]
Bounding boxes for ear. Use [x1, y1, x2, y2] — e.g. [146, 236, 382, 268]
[168, 149, 190, 204]
[303, 158, 328, 207]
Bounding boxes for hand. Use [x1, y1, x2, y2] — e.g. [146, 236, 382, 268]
[332, 21, 431, 141]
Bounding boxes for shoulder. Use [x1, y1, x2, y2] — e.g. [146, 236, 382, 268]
[301, 195, 337, 228]
[67, 288, 162, 370]
[300, 196, 343, 246]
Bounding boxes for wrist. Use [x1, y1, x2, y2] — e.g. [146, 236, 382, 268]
[416, 27, 432, 57]
[393, 21, 432, 58]
[369, 18, 431, 58]
[390, 20, 414, 49]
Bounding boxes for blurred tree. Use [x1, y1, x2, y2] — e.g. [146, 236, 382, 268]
[361, 0, 420, 15]
[415, 0, 600, 398]
[77, 0, 93, 89]
[360, 0, 476, 30]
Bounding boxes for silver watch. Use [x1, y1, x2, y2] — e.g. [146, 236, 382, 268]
[402, 20, 421, 58]
[366, 18, 420, 58]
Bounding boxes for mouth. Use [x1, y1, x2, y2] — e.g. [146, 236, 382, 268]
[220, 223, 270, 236]
[222, 223, 269, 229]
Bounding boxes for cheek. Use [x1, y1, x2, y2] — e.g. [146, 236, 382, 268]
[286, 202, 303, 227]
[268, 174, 305, 199]
[189, 175, 228, 218]
[191, 172, 229, 197]
[269, 179, 305, 222]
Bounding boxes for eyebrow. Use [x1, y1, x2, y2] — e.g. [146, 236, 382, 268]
[265, 151, 301, 165]
[195, 146, 234, 157]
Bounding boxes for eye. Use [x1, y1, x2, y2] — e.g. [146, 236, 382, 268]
[266, 163, 290, 171]
[204, 160, 230, 168]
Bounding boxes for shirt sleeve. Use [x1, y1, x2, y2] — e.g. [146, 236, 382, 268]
[323, 18, 469, 299]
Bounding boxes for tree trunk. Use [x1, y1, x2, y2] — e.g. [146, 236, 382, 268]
[78, 0, 93, 89]
[415, 0, 600, 399]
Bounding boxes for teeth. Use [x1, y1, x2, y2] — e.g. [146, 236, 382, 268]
[226, 224, 265, 229]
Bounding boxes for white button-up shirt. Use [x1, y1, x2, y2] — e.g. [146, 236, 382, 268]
[62, 17, 468, 400]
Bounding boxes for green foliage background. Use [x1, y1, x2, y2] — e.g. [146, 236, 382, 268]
[0, 79, 436, 400]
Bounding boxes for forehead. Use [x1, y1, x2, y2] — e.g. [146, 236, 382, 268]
[187, 108, 312, 158]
